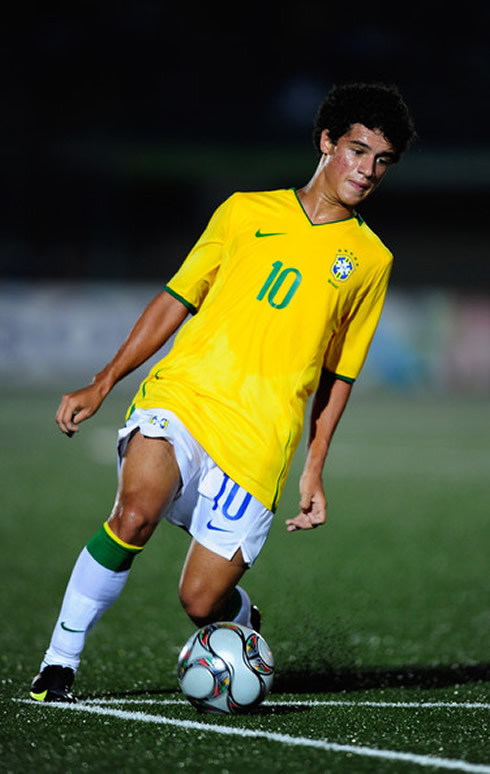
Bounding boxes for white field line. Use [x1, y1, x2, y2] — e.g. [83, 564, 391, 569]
[20, 699, 490, 774]
[81, 697, 490, 710]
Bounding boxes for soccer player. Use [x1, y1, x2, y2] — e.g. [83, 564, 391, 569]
[30, 82, 416, 702]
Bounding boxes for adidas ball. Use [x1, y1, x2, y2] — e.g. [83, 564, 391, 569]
[177, 622, 274, 714]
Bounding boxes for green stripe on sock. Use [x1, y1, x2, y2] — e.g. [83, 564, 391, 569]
[86, 524, 143, 572]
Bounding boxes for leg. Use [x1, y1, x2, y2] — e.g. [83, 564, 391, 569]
[108, 430, 182, 545]
[178, 539, 248, 626]
[32, 431, 181, 700]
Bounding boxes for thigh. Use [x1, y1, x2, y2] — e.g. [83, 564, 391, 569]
[108, 430, 182, 545]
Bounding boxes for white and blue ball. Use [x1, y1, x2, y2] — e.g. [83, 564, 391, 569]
[177, 622, 274, 714]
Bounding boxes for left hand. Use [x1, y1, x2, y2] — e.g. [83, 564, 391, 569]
[285, 472, 327, 532]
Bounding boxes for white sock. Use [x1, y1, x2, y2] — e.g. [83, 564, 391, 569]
[41, 547, 129, 673]
[231, 585, 252, 627]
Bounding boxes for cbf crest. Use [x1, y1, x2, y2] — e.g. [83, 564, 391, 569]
[331, 250, 359, 282]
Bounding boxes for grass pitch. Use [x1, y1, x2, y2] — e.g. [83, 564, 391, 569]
[1, 387, 489, 773]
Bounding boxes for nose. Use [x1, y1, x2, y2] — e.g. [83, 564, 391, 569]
[359, 155, 376, 179]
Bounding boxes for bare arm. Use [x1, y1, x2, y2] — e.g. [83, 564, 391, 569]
[55, 290, 189, 435]
[285, 370, 352, 532]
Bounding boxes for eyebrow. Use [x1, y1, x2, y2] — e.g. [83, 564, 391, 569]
[349, 140, 395, 158]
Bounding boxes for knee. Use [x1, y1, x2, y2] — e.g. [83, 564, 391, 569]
[179, 580, 221, 626]
[108, 496, 159, 546]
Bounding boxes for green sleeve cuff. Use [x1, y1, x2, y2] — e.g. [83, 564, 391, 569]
[324, 369, 356, 384]
[164, 285, 198, 315]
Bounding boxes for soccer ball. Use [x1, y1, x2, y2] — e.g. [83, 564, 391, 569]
[177, 622, 274, 714]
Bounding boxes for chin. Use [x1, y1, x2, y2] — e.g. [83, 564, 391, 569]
[340, 195, 360, 209]
[340, 189, 365, 208]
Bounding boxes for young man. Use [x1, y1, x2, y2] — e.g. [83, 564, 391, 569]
[30, 82, 416, 702]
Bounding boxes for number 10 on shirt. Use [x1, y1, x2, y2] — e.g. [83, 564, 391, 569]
[257, 261, 302, 310]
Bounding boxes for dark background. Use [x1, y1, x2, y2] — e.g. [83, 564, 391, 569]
[3, 3, 490, 289]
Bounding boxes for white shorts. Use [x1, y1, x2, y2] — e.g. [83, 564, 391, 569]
[117, 409, 273, 567]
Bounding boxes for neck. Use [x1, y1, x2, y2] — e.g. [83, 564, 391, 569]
[296, 158, 355, 224]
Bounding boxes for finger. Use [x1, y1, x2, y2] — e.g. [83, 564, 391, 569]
[55, 411, 76, 435]
[57, 417, 80, 436]
[285, 514, 315, 532]
[55, 398, 82, 435]
[71, 407, 90, 425]
[66, 404, 96, 433]
[298, 484, 315, 508]
[55, 411, 78, 434]
[287, 508, 326, 530]
[299, 497, 313, 512]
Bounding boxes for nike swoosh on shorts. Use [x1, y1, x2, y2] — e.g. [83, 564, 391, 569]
[206, 520, 233, 533]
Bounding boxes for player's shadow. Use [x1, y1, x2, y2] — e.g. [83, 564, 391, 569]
[80, 662, 489, 709]
[274, 661, 490, 694]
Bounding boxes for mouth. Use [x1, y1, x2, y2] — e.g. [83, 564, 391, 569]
[348, 179, 369, 193]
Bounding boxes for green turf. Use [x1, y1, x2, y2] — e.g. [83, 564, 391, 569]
[1, 387, 489, 773]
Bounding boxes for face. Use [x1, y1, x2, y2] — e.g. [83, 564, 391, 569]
[320, 123, 395, 208]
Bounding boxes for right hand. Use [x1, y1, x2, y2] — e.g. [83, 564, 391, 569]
[55, 382, 107, 436]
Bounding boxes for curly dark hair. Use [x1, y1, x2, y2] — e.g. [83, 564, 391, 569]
[312, 82, 416, 162]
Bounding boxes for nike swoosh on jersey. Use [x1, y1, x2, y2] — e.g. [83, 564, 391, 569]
[255, 229, 287, 238]
[206, 519, 233, 533]
[61, 621, 85, 633]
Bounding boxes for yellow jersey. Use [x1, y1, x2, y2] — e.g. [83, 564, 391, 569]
[128, 189, 392, 510]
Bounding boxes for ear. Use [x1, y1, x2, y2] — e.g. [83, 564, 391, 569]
[320, 128, 335, 155]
